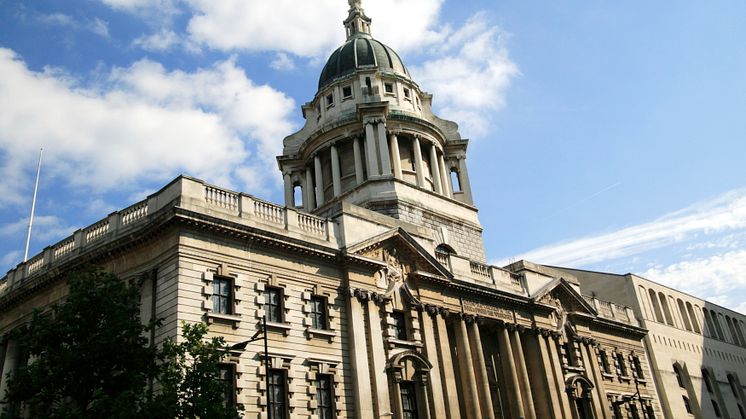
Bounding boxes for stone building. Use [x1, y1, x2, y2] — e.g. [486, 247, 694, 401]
[555, 267, 746, 419]
[1, 1, 738, 418]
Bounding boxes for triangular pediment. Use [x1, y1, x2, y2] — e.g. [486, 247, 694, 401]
[534, 277, 596, 316]
[344, 227, 453, 281]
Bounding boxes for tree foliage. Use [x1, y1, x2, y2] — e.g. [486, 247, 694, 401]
[1, 267, 240, 419]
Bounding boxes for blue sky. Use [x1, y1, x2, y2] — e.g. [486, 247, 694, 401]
[1, 0, 745, 313]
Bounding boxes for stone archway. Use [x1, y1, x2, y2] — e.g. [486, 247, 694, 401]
[566, 375, 596, 419]
[386, 351, 433, 419]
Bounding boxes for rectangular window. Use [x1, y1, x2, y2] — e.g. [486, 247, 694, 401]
[212, 276, 233, 314]
[316, 374, 334, 419]
[712, 400, 722, 417]
[392, 310, 407, 340]
[403, 87, 411, 100]
[342, 85, 352, 99]
[384, 82, 394, 94]
[683, 396, 693, 414]
[269, 369, 288, 419]
[217, 363, 236, 408]
[266, 286, 283, 323]
[616, 352, 628, 377]
[629, 404, 640, 419]
[400, 381, 419, 419]
[633, 356, 645, 379]
[326, 93, 334, 108]
[600, 350, 612, 374]
[310, 296, 328, 330]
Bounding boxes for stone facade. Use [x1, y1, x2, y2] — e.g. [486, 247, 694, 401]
[0, 2, 742, 419]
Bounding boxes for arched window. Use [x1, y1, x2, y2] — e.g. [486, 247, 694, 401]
[677, 298, 692, 331]
[658, 292, 674, 326]
[449, 168, 462, 193]
[649, 289, 664, 323]
[702, 368, 714, 394]
[293, 184, 303, 208]
[674, 364, 686, 388]
[638, 285, 651, 319]
[687, 302, 701, 334]
[713, 311, 726, 340]
[682, 396, 693, 414]
[727, 316, 741, 345]
[703, 309, 716, 338]
[729, 374, 741, 399]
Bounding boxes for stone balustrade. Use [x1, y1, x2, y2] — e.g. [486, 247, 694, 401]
[437, 252, 527, 294]
[585, 294, 637, 326]
[0, 176, 335, 296]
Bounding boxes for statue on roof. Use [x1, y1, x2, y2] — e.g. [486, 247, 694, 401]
[349, 0, 362, 9]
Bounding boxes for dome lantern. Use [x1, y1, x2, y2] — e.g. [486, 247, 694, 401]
[344, 0, 372, 40]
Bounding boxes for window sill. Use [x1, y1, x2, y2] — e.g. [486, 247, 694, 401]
[635, 378, 647, 385]
[265, 321, 292, 336]
[207, 312, 241, 328]
[602, 372, 616, 380]
[619, 375, 632, 383]
[307, 328, 336, 340]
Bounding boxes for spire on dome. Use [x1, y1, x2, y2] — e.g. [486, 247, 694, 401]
[344, 0, 372, 40]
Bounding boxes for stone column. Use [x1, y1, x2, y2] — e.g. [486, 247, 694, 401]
[0, 339, 19, 414]
[435, 311, 462, 419]
[439, 153, 452, 198]
[366, 296, 392, 417]
[365, 122, 380, 178]
[314, 153, 324, 207]
[535, 331, 564, 418]
[429, 143, 443, 194]
[376, 122, 392, 176]
[457, 156, 473, 204]
[581, 342, 610, 419]
[283, 172, 293, 207]
[469, 320, 495, 419]
[305, 166, 315, 210]
[547, 335, 573, 419]
[390, 133, 403, 180]
[511, 328, 536, 419]
[455, 316, 481, 419]
[330, 144, 342, 197]
[413, 136, 425, 188]
[353, 136, 365, 185]
[421, 307, 447, 418]
[347, 291, 375, 419]
[498, 325, 525, 419]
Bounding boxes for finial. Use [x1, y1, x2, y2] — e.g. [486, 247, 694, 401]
[344, 0, 371, 39]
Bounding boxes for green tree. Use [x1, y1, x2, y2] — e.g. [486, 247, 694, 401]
[1, 267, 158, 418]
[1, 267, 240, 419]
[150, 322, 241, 419]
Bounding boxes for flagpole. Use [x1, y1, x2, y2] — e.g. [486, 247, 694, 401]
[24, 148, 43, 262]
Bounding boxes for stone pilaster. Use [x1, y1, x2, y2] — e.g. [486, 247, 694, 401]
[421, 306, 447, 418]
[435, 309, 462, 419]
[457, 155, 473, 204]
[283, 172, 293, 207]
[347, 290, 374, 419]
[365, 122, 380, 177]
[366, 294, 392, 417]
[499, 325, 525, 419]
[511, 327, 536, 419]
[455, 315, 481, 419]
[439, 152, 452, 198]
[0, 339, 18, 415]
[469, 319, 495, 419]
[547, 334, 573, 419]
[534, 329, 564, 418]
[376, 122, 392, 176]
[580, 340, 609, 419]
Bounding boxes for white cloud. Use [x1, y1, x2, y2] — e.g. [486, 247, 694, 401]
[496, 188, 746, 267]
[101, 0, 180, 17]
[37, 13, 110, 38]
[0, 48, 295, 206]
[411, 13, 519, 138]
[270, 53, 296, 71]
[181, 0, 444, 56]
[1, 250, 22, 269]
[644, 250, 746, 313]
[133, 29, 180, 51]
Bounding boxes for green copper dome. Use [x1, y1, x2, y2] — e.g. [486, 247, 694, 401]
[318, 36, 411, 90]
